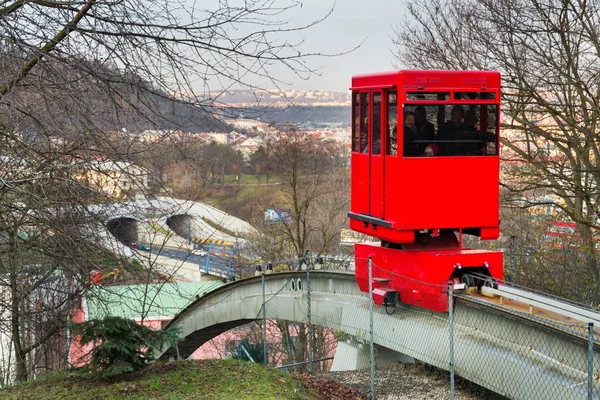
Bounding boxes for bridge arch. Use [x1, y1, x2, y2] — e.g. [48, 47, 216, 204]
[158, 271, 598, 399]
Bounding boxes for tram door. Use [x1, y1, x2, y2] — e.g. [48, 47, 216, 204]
[369, 91, 384, 218]
[351, 90, 384, 219]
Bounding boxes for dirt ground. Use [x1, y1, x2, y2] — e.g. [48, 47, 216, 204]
[307, 362, 508, 400]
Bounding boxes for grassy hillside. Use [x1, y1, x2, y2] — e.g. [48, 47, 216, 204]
[1, 360, 324, 400]
[203, 183, 289, 223]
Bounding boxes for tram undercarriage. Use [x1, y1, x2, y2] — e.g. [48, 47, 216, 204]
[354, 232, 503, 313]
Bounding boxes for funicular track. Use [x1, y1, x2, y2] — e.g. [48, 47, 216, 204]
[455, 280, 600, 346]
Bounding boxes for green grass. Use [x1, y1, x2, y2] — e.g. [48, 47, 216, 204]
[222, 174, 283, 185]
[219, 185, 285, 206]
[198, 180, 290, 223]
[0, 359, 321, 400]
[201, 216, 240, 238]
[149, 221, 172, 237]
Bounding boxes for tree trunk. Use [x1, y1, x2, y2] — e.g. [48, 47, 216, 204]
[11, 276, 27, 383]
[296, 326, 307, 373]
[580, 225, 600, 303]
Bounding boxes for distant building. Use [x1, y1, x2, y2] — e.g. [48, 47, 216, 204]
[227, 119, 269, 132]
[68, 280, 337, 369]
[205, 132, 228, 144]
[72, 159, 149, 199]
[69, 281, 224, 367]
[235, 137, 264, 159]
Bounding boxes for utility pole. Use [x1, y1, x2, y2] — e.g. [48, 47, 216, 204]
[306, 251, 313, 375]
[368, 257, 375, 400]
[262, 267, 268, 365]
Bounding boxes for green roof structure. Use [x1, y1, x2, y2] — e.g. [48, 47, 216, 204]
[85, 280, 224, 321]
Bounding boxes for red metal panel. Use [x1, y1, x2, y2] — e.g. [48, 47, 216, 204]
[349, 219, 414, 243]
[369, 90, 384, 218]
[350, 153, 369, 215]
[352, 70, 501, 93]
[370, 154, 384, 217]
[388, 156, 499, 230]
[352, 71, 399, 89]
[399, 70, 501, 89]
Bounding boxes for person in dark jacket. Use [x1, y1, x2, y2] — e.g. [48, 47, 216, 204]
[403, 111, 420, 156]
[415, 106, 436, 142]
[404, 111, 440, 157]
[438, 105, 466, 156]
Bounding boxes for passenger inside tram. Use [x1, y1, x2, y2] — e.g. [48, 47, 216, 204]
[437, 105, 465, 156]
[403, 109, 439, 157]
[415, 106, 435, 142]
[401, 103, 498, 157]
[402, 111, 419, 157]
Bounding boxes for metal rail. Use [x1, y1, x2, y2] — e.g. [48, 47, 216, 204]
[480, 284, 600, 326]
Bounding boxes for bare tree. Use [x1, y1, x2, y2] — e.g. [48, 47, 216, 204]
[0, 0, 337, 383]
[392, 0, 600, 302]
[245, 132, 349, 262]
[240, 131, 349, 372]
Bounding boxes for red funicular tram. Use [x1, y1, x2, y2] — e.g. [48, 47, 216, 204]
[349, 70, 503, 312]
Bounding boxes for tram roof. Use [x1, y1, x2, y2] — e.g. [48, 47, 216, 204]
[350, 70, 500, 90]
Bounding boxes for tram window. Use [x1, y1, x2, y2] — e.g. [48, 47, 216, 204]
[352, 92, 359, 152]
[360, 93, 369, 154]
[454, 92, 496, 100]
[372, 92, 381, 155]
[402, 103, 499, 157]
[407, 92, 450, 101]
[387, 91, 397, 155]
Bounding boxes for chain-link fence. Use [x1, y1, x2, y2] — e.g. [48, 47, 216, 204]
[206, 252, 600, 399]
[254, 254, 341, 374]
[499, 234, 600, 306]
[365, 256, 600, 400]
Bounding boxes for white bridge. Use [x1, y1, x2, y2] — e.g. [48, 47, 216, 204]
[87, 197, 254, 255]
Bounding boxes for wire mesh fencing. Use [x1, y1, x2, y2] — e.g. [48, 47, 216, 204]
[365, 255, 600, 400]
[220, 252, 600, 399]
[503, 235, 600, 306]
[452, 293, 600, 399]
[251, 258, 340, 374]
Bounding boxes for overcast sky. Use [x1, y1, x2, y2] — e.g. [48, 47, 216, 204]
[250, 0, 408, 92]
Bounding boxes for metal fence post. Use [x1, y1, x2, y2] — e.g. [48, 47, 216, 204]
[188, 218, 191, 245]
[449, 282, 455, 400]
[368, 257, 375, 400]
[306, 251, 313, 375]
[262, 271, 267, 365]
[509, 235, 516, 282]
[204, 242, 214, 274]
[588, 322, 594, 400]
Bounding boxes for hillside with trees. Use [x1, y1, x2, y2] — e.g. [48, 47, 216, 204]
[0, 0, 334, 385]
